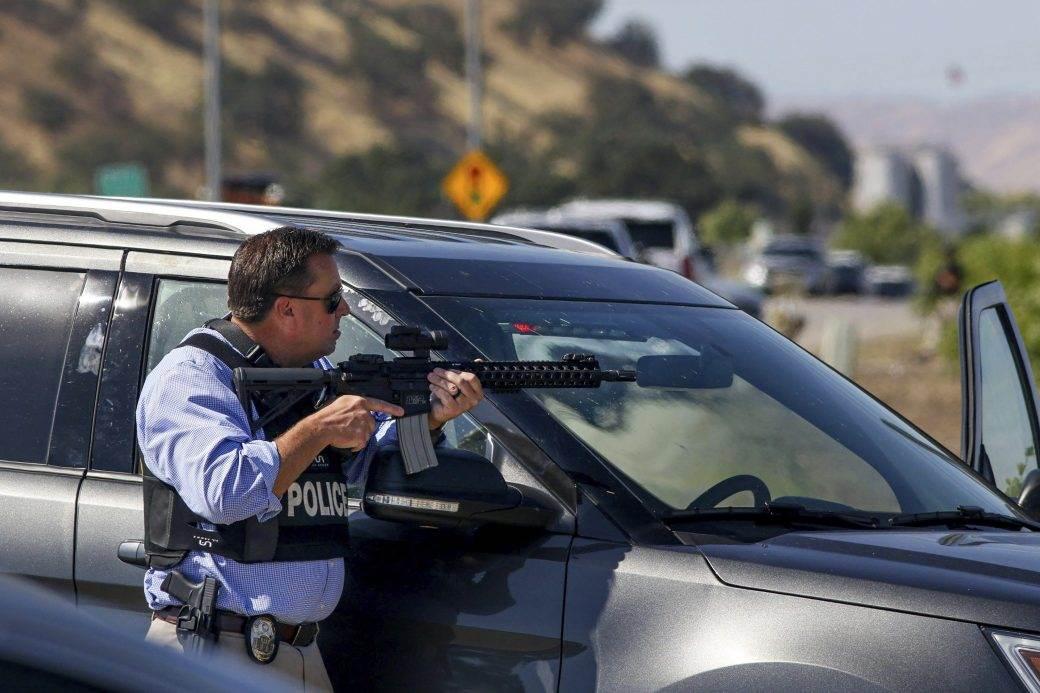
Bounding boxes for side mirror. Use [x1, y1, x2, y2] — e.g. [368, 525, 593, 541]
[1018, 468, 1040, 515]
[363, 448, 557, 530]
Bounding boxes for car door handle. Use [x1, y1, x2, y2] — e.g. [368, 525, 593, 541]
[117, 540, 148, 569]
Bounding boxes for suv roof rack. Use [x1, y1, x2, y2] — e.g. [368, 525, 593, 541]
[0, 191, 276, 235]
[121, 197, 619, 257]
[0, 191, 618, 258]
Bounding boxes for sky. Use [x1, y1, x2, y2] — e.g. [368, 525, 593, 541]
[592, 0, 1040, 104]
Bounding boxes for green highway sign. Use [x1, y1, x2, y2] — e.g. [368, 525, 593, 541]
[94, 162, 151, 197]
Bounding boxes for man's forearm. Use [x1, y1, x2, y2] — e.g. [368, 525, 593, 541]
[272, 419, 328, 497]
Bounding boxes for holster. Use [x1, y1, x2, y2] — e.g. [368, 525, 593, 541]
[161, 571, 220, 654]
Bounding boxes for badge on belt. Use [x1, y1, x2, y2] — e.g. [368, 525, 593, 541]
[245, 614, 278, 664]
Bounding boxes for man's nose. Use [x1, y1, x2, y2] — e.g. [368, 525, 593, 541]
[336, 300, 350, 318]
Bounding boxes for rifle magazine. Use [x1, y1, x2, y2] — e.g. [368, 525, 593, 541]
[398, 413, 439, 475]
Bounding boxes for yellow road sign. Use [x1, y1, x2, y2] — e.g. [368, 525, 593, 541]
[442, 150, 509, 221]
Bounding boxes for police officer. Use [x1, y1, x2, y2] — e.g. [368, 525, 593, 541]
[138, 227, 484, 689]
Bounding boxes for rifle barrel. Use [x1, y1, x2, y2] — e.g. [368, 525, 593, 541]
[429, 360, 635, 389]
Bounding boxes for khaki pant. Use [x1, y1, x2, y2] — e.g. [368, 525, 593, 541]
[146, 616, 333, 692]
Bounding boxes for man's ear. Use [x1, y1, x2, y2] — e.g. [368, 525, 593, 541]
[272, 295, 295, 318]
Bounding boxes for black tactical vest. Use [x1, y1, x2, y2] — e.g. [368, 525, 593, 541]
[142, 320, 352, 569]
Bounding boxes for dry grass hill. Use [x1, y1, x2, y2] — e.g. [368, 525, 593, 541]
[1, 0, 842, 216]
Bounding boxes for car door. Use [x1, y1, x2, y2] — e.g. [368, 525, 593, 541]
[322, 288, 574, 692]
[0, 240, 119, 598]
[74, 252, 231, 633]
[960, 279, 1040, 499]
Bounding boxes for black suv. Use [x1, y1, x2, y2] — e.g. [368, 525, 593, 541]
[4, 192, 1040, 691]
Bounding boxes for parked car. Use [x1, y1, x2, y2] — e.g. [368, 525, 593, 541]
[825, 249, 868, 295]
[865, 264, 917, 298]
[5, 192, 1040, 691]
[743, 234, 829, 294]
[550, 198, 764, 318]
[492, 211, 641, 260]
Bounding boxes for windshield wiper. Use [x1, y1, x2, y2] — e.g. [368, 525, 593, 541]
[886, 505, 1040, 531]
[664, 501, 882, 530]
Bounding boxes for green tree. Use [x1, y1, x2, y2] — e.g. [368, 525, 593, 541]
[953, 234, 1040, 368]
[788, 196, 815, 235]
[502, 0, 602, 45]
[604, 19, 659, 67]
[223, 61, 305, 139]
[776, 113, 854, 191]
[310, 143, 452, 217]
[22, 88, 74, 133]
[682, 63, 764, 123]
[390, 4, 466, 73]
[698, 200, 756, 246]
[832, 203, 940, 265]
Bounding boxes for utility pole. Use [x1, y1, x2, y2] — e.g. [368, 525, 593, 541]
[464, 0, 482, 151]
[203, 0, 222, 201]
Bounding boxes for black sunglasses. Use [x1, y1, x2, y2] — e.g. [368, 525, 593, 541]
[273, 287, 344, 314]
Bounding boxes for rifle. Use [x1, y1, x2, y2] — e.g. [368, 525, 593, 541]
[234, 326, 637, 474]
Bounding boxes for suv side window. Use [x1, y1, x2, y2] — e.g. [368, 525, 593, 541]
[141, 281, 496, 492]
[0, 268, 85, 464]
[146, 279, 229, 374]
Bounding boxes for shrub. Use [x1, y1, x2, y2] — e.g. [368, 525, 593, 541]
[682, 63, 764, 123]
[955, 235, 1040, 367]
[310, 143, 452, 217]
[832, 203, 941, 265]
[698, 200, 757, 246]
[390, 4, 465, 74]
[604, 19, 659, 68]
[777, 113, 854, 191]
[22, 88, 74, 132]
[501, 0, 602, 45]
[223, 62, 304, 138]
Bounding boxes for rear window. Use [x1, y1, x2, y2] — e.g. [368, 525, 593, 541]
[622, 220, 674, 249]
[0, 268, 84, 464]
[556, 229, 619, 252]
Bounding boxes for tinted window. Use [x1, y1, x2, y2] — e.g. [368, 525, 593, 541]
[622, 220, 674, 249]
[146, 280, 229, 374]
[0, 268, 84, 464]
[978, 307, 1039, 497]
[560, 229, 619, 252]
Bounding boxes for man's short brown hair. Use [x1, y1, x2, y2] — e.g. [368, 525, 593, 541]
[228, 226, 341, 323]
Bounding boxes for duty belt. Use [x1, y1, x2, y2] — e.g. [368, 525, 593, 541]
[153, 606, 320, 647]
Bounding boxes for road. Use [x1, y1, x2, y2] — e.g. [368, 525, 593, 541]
[764, 295, 921, 350]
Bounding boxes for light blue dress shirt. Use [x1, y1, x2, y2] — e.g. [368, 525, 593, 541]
[137, 327, 397, 625]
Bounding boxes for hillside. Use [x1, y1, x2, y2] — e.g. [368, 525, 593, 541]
[1, 0, 843, 219]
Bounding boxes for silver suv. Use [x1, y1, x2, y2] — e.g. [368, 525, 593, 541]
[551, 198, 764, 317]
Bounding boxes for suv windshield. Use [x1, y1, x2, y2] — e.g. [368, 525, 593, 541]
[426, 297, 1018, 519]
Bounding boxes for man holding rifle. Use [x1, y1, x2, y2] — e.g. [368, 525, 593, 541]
[137, 227, 484, 689]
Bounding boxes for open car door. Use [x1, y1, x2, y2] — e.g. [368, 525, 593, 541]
[960, 280, 1040, 502]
